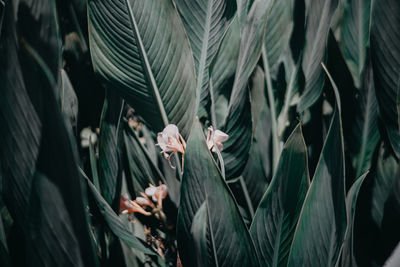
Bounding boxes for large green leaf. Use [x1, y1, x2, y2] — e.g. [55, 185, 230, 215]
[264, 0, 293, 78]
[222, 0, 273, 178]
[26, 172, 84, 267]
[250, 124, 310, 267]
[340, 173, 367, 267]
[348, 58, 380, 178]
[370, 0, 400, 157]
[0, 0, 41, 227]
[98, 90, 123, 208]
[297, 0, 338, 112]
[288, 66, 346, 267]
[340, 0, 371, 88]
[88, 0, 196, 137]
[175, 0, 235, 118]
[371, 144, 399, 228]
[177, 120, 260, 267]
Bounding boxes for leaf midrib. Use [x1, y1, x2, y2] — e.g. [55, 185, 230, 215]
[125, 0, 169, 126]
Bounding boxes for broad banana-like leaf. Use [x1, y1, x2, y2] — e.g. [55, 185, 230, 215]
[223, 0, 273, 178]
[0, 1, 41, 227]
[371, 144, 399, 228]
[370, 0, 400, 157]
[98, 90, 123, 208]
[175, 0, 235, 118]
[250, 124, 310, 267]
[264, 0, 293, 78]
[340, 0, 371, 88]
[237, 0, 253, 27]
[297, 0, 338, 112]
[340, 173, 367, 267]
[177, 120, 260, 267]
[88, 0, 196, 137]
[26, 172, 84, 267]
[348, 58, 380, 178]
[288, 65, 346, 267]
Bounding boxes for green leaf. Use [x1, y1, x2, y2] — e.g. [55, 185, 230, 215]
[371, 144, 399, 228]
[85, 175, 156, 256]
[288, 65, 346, 267]
[88, 0, 196, 137]
[175, 0, 235, 118]
[0, 0, 4, 36]
[98, 90, 123, 207]
[348, 58, 380, 178]
[297, 0, 339, 112]
[0, 1, 41, 227]
[237, 0, 253, 27]
[340, 0, 371, 88]
[26, 172, 84, 267]
[177, 120, 260, 267]
[340, 173, 367, 267]
[122, 121, 164, 194]
[222, 0, 273, 178]
[250, 124, 310, 267]
[370, 0, 400, 157]
[264, 0, 293, 78]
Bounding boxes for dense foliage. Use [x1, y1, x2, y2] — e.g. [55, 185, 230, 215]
[0, 0, 400, 266]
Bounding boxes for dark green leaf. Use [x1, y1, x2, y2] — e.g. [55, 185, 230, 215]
[223, 0, 273, 178]
[349, 58, 380, 178]
[250, 124, 309, 267]
[384, 243, 400, 267]
[177, 120, 260, 267]
[371, 144, 399, 228]
[123, 121, 164, 194]
[340, 173, 367, 267]
[85, 176, 156, 256]
[288, 65, 346, 267]
[175, 0, 235, 118]
[98, 90, 123, 207]
[370, 0, 400, 157]
[340, 0, 371, 88]
[264, 0, 293, 78]
[297, 0, 339, 111]
[26, 172, 84, 267]
[88, 0, 196, 137]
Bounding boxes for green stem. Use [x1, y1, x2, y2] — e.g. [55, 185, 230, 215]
[239, 176, 255, 218]
[262, 47, 280, 172]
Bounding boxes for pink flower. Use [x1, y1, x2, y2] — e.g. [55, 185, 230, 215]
[206, 126, 229, 152]
[156, 124, 186, 169]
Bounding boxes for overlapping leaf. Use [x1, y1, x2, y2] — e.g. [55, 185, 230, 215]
[288, 66, 346, 267]
[175, 0, 235, 118]
[340, 0, 371, 88]
[250, 124, 309, 267]
[177, 120, 260, 267]
[370, 0, 400, 157]
[88, 0, 196, 137]
[340, 173, 367, 267]
[222, 0, 273, 178]
[297, 0, 338, 111]
[348, 58, 380, 178]
[61, 69, 78, 132]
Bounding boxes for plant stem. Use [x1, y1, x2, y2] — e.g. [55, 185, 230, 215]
[262, 46, 280, 172]
[239, 176, 255, 218]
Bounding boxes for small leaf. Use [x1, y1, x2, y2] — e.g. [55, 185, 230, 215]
[340, 173, 367, 267]
[177, 120, 260, 267]
[250, 124, 310, 267]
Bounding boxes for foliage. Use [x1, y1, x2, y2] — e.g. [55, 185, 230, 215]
[0, 0, 399, 266]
